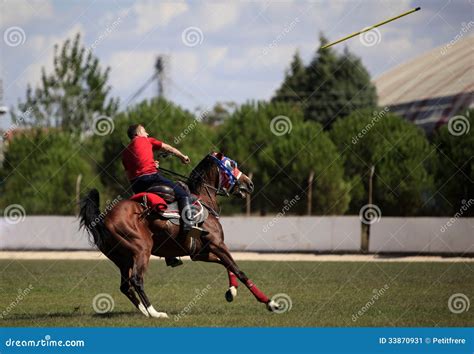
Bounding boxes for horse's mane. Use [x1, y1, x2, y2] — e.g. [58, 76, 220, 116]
[188, 154, 215, 193]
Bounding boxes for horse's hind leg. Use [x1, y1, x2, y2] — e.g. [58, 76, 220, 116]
[130, 251, 169, 319]
[108, 252, 149, 316]
[119, 265, 149, 317]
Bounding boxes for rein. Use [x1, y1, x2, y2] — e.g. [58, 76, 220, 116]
[158, 161, 226, 218]
[159, 167, 188, 181]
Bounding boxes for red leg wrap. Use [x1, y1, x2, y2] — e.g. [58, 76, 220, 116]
[245, 280, 269, 303]
[228, 271, 239, 288]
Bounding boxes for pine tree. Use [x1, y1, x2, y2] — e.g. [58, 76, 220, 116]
[272, 34, 378, 129]
[303, 35, 340, 127]
[273, 50, 306, 105]
[333, 47, 377, 119]
[12, 33, 118, 132]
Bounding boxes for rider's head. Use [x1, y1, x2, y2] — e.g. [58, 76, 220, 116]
[127, 124, 148, 139]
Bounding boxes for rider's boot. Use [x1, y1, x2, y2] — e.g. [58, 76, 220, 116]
[165, 257, 183, 267]
[178, 196, 209, 238]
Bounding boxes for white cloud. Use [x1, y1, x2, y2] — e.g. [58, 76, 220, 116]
[106, 49, 199, 103]
[224, 44, 296, 72]
[1, 0, 54, 26]
[199, 2, 240, 32]
[107, 50, 156, 91]
[17, 23, 85, 88]
[133, 1, 189, 34]
[170, 51, 200, 78]
[206, 47, 228, 67]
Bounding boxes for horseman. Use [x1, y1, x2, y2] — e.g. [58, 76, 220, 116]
[122, 124, 206, 266]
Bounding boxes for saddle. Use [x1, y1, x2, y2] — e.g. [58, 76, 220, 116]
[130, 182, 208, 225]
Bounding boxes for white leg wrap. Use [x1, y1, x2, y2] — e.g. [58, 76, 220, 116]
[229, 286, 237, 297]
[138, 303, 149, 317]
[146, 305, 169, 319]
[267, 300, 281, 312]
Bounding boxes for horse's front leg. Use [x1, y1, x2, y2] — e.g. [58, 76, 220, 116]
[190, 252, 238, 302]
[209, 241, 279, 311]
[225, 271, 239, 302]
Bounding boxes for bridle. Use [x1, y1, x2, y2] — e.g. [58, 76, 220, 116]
[159, 153, 249, 217]
[208, 153, 241, 197]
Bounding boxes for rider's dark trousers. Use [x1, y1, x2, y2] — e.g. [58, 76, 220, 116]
[130, 172, 188, 202]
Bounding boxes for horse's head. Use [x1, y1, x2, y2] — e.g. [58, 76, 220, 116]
[188, 152, 254, 198]
[209, 152, 254, 198]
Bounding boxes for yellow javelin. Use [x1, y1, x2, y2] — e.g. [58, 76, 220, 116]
[322, 7, 421, 49]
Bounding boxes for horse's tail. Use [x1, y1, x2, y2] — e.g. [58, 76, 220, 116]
[79, 189, 109, 250]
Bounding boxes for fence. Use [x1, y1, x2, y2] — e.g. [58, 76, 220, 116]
[1, 216, 472, 253]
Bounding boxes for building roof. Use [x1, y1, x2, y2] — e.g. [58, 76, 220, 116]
[373, 35, 473, 131]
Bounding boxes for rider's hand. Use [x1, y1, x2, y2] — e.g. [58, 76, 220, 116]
[154, 160, 160, 168]
[181, 155, 190, 164]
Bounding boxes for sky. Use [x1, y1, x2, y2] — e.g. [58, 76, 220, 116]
[0, 0, 472, 130]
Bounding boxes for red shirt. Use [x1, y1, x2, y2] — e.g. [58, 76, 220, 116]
[122, 136, 163, 180]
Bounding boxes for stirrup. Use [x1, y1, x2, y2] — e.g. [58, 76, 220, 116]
[186, 226, 208, 239]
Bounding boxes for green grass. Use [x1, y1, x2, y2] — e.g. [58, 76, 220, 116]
[0, 259, 472, 327]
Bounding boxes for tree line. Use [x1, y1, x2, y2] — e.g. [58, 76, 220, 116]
[1, 34, 472, 217]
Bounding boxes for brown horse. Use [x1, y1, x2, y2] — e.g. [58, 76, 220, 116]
[80, 152, 281, 318]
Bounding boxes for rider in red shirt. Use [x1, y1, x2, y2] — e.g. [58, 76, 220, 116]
[122, 124, 206, 266]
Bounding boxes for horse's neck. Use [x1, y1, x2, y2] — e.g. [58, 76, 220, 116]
[191, 178, 219, 211]
[189, 159, 219, 210]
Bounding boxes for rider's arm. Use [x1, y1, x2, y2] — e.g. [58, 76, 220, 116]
[160, 143, 190, 164]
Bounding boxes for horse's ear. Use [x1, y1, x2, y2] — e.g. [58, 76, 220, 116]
[213, 152, 224, 160]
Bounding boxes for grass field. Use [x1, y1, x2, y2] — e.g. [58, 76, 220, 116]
[1, 259, 472, 327]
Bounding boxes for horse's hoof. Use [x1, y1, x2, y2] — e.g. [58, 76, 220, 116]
[149, 312, 169, 319]
[146, 305, 169, 319]
[225, 286, 237, 302]
[266, 300, 281, 312]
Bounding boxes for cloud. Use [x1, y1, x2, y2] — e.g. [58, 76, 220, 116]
[198, 2, 241, 32]
[17, 24, 85, 88]
[206, 47, 228, 67]
[223, 44, 296, 73]
[106, 49, 199, 103]
[1, 0, 54, 27]
[107, 50, 156, 92]
[133, 1, 189, 34]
